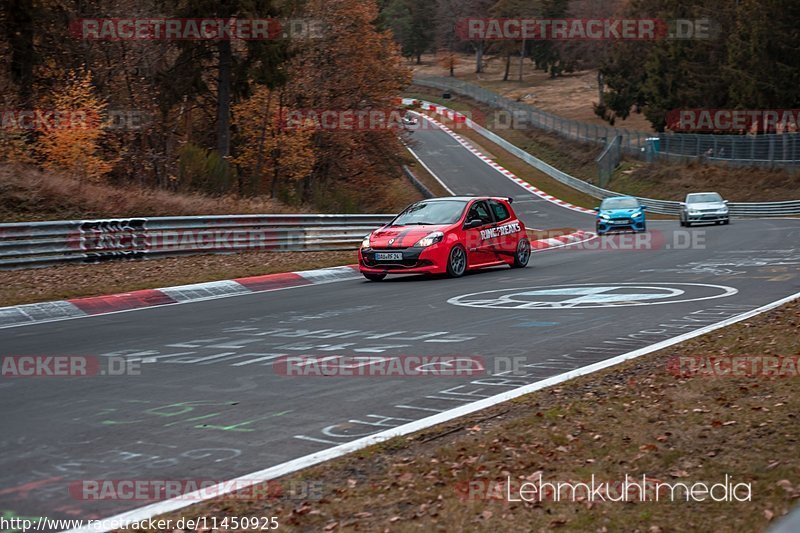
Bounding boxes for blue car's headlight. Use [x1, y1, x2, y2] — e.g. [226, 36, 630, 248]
[599, 214, 610, 220]
[633, 210, 644, 218]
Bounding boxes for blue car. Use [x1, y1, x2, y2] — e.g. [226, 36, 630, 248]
[595, 196, 647, 235]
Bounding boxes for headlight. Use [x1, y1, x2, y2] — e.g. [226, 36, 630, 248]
[689, 211, 700, 216]
[600, 214, 610, 220]
[718, 208, 729, 214]
[361, 235, 371, 249]
[633, 210, 644, 218]
[414, 231, 444, 247]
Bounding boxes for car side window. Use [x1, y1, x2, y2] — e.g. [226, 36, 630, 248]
[488, 200, 511, 222]
[467, 201, 494, 226]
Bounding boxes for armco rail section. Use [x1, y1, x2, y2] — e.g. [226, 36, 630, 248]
[0, 214, 393, 270]
[414, 76, 800, 168]
[407, 98, 800, 217]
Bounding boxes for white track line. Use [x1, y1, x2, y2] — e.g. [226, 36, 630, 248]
[65, 289, 800, 533]
[403, 143, 455, 196]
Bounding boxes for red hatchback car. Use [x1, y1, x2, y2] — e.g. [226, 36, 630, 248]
[358, 196, 530, 281]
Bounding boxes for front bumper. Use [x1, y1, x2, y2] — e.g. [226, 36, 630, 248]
[685, 212, 729, 223]
[596, 217, 646, 233]
[358, 245, 445, 274]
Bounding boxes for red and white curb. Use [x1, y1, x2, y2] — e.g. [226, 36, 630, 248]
[531, 230, 594, 251]
[0, 265, 363, 329]
[407, 101, 595, 215]
[0, 232, 592, 329]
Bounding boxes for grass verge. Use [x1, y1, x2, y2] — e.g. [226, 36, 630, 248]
[131, 296, 800, 532]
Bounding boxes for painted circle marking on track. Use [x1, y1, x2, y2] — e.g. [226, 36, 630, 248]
[447, 282, 738, 310]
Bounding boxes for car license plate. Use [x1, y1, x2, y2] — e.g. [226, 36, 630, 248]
[610, 220, 627, 225]
[375, 252, 403, 261]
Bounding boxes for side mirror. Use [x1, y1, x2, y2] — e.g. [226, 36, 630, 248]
[464, 219, 483, 229]
[723, 200, 729, 204]
[680, 202, 686, 207]
[641, 205, 647, 211]
[594, 207, 600, 212]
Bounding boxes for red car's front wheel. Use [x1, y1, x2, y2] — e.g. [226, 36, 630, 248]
[446, 245, 467, 278]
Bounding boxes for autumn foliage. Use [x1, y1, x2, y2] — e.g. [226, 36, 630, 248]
[232, 86, 315, 199]
[0, 0, 412, 211]
[35, 68, 115, 182]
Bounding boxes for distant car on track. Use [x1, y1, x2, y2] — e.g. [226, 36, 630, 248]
[594, 196, 647, 236]
[358, 196, 530, 281]
[401, 114, 418, 127]
[680, 192, 730, 226]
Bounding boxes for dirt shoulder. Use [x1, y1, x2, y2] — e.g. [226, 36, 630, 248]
[134, 296, 800, 532]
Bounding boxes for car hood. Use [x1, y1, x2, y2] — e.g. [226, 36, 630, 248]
[687, 202, 726, 210]
[369, 224, 450, 248]
[599, 208, 642, 218]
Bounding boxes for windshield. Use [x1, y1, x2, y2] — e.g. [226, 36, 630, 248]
[687, 193, 723, 203]
[392, 200, 468, 226]
[601, 198, 640, 210]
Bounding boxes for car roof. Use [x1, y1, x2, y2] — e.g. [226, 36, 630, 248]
[686, 192, 721, 196]
[424, 196, 510, 202]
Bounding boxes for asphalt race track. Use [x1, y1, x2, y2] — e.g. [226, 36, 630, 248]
[2, 117, 800, 526]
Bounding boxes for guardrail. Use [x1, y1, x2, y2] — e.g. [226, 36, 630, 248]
[408, 98, 800, 217]
[0, 214, 394, 270]
[413, 76, 800, 168]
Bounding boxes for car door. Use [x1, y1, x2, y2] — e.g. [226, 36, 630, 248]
[487, 199, 521, 257]
[463, 200, 498, 266]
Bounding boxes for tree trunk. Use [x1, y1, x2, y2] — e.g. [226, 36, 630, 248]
[6, 0, 34, 106]
[216, 39, 232, 158]
[475, 42, 484, 73]
[597, 70, 605, 106]
[270, 93, 284, 198]
[254, 90, 272, 196]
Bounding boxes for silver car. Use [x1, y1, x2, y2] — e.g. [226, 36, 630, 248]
[679, 192, 730, 227]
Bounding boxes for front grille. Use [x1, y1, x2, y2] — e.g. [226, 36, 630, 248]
[362, 248, 422, 268]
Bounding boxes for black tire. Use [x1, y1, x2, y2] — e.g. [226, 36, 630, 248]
[512, 239, 531, 268]
[679, 218, 686, 227]
[446, 245, 467, 278]
[363, 273, 386, 282]
[723, 219, 730, 225]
